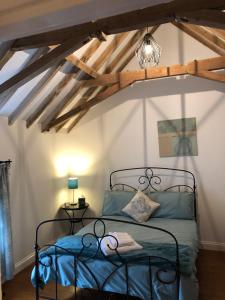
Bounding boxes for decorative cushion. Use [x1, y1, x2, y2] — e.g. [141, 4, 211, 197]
[102, 190, 135, 216]
[122, 190, 160, 222]
[149, 192, 195, 220]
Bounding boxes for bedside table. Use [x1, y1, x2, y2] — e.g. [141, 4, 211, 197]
[61, 202, 89, 235]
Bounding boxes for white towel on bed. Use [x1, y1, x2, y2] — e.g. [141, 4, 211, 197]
[99, 232, 143, 256]
[108, 232, 134, 248]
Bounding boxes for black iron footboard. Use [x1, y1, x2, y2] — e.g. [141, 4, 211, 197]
[34, 217, 180, 300]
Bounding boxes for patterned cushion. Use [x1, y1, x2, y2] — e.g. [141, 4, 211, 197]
[122, 190, 160, 222]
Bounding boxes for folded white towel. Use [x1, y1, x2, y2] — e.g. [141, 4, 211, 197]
[99, 233, 143, 256]
[108, 232, 134, 248]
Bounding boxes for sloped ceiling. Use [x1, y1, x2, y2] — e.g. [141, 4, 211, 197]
[0, 0, 224, 133]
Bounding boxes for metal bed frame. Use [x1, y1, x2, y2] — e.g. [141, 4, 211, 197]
[34, 167, 197, 300]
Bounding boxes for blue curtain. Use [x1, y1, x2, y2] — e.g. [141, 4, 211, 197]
[0, 163, 14, 281]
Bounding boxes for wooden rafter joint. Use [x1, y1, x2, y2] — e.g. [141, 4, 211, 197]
[93, 31, 107, 42]
[49, 45, 99, 78]
[174, 9, 225, 29]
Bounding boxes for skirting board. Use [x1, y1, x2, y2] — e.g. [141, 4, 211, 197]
[14, 234, 65, 275]
[200, 241, 225, 252]
[14, 252, 35, 275]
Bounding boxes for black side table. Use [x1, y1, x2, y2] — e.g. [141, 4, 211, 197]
[61, 203, 89, 234]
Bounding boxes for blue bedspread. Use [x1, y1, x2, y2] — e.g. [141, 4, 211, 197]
[32, 216, 199, 300]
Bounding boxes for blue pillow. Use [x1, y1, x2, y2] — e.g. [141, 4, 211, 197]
[149, 192, 195, 220]
[102, 190, 135, 216]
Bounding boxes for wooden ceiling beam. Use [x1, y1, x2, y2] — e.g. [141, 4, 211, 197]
[26, 39, 102, 128]
[32, 37, 103, 129]
[0, 50, 14, 71]
[0, 35, 89, 96]
[40, 82, 83, 132]
[0, 40, 14, 60]
[59, 27, 157, 133]
[8, 60, 65, 125]
[172, 22, 225, 56]
[65, 110, 89, 133]
[0, 40, 15, 71]
[66, 54, 99, 78]
[65, 27, 158, 133]
[43, 32, 129, 131]
[206, 28, 225, 41]
[176, 9, 225, 29]
[47, 56, 225, 130]
[26, 72, 74, 128]
[11, 0, 225, 50]
[0, 47, 49, 110]
[56, 30, 136, 132]
[48, 82, 134, 129]
[192, 69, 225, 83]
[49, 45, 99, 78]
[80, 57, 225, 88]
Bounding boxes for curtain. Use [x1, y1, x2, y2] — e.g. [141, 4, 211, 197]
[0, 163, 14, 282]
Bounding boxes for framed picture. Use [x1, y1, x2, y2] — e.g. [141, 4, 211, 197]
[158, 117, 198, 157]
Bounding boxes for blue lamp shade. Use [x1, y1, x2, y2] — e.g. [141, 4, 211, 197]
[68, 177, 78, 189]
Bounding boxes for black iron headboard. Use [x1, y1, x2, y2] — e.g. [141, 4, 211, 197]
[110, 167, 197, 219]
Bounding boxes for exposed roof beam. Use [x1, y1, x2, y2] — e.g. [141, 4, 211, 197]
[66, 26, 158, 132]
[65, 110, 88, 133]
[56, 30, 133, 131]
[172, 22, 225, 56]
[11, 0, 225, 50]
[26, 73, 74, 128]
[176, 9, 225, 29]
[0, 47, 49, 110]
[48, 82, 134, 129]
[80, 57, 225, 88]
[193, 69, 225, 83]
[47, 56, 225, 129]
[207, 28, 225, 41]
[49, 45, 99, 78]
[41, 32, 129, 131]
[66, 54, 99, 78]
[0, 50, 14, 71]
[79, 39, 102, 64]
[0, 40, 15, 70]
[0, 40, 14, 60]
[40, 82, 83, 132]
[0, 35, 89, 95]
[28, 37, 103, 128]
[8, 60, 65, 125]
[26, 39, 102, 128]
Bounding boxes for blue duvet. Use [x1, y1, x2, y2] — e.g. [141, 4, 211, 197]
[32, 216, 199, 299]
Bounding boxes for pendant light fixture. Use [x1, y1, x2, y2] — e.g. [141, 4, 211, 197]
[135, 28, 162, 69]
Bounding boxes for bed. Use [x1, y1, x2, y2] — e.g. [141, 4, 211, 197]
[32, 167, 199, 300]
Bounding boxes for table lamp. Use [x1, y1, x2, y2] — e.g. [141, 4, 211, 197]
[68, 177, 78, 205]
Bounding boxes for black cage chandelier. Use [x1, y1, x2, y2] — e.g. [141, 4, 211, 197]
[135, 29, 162, 69]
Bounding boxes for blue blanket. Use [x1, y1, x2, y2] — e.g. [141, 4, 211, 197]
[32, 216, 199, 299]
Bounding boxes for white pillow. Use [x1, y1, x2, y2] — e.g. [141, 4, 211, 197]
[122, 189, 160, 223]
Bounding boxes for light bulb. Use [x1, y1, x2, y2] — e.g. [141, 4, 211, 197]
[144, 44, 153, 56]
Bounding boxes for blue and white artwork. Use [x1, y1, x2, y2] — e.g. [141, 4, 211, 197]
[158, 117, 198, 157]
